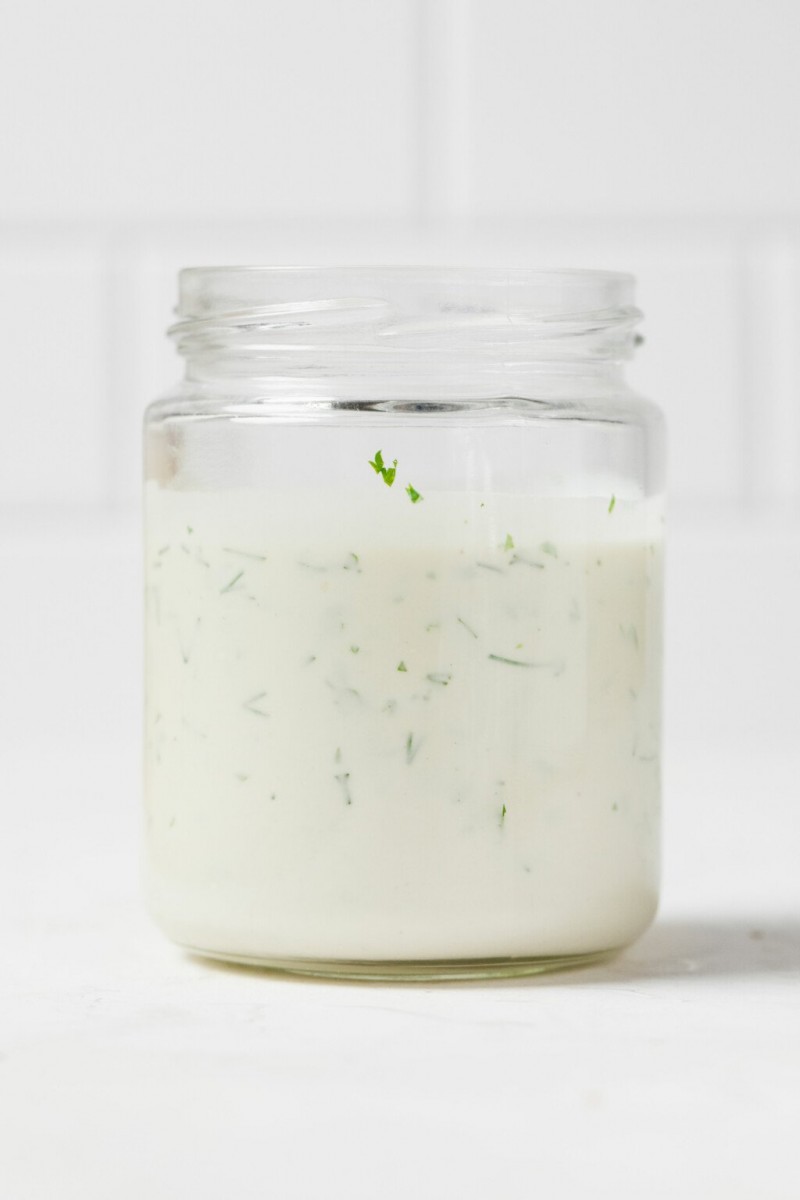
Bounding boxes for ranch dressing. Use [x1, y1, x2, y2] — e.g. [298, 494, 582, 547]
[144, 480, 662, 966]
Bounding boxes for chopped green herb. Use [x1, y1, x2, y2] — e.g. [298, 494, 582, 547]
[350, 645, 360, 654]
[457, 616, 478, 639]
[369, 449, 397, 487]
[489, 653, 532, 667]
[476, 561, 503, 574]
[608, 494, 616, 514]
[186, 526, 193, 535]
[405, 732, 421, 764]
[426, 672, 452, 686]
[220, 569, 244, 594]
[541, 541, 558, 557]
[343, 552, 361, 571]
[325, 680, 361, 702]
[503, 533, 515, 551]
[242, 691, 269, 717]
[509, 554, 545, 570]
[500, 803, 508, 824]
[425, 622, 440, 632]
[335, 772, 352, 805]
[157, 544, 170, 556]
[222, 547, 267, 561]
[397, 661, 408, 672]
[620, 623, 640, 650]
[406, 483, 422, 504]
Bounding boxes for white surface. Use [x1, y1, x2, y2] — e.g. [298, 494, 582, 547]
[1, 512, 799, 1198]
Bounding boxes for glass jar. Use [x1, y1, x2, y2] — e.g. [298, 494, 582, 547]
[143, 267, 664, 981]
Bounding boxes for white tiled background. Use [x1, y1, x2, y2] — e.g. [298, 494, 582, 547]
[1, 1, 798, 750]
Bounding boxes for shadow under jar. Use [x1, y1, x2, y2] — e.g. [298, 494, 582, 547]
[143, 267, 665, 981]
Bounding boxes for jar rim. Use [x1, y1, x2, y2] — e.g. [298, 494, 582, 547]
[170, 266, 641, 371]
[176, 265, 636, 319]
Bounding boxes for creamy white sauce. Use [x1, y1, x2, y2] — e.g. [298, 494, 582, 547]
[144, 482, 663, 963]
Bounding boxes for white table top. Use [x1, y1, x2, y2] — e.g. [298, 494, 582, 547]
[2, 737, 798, 1200]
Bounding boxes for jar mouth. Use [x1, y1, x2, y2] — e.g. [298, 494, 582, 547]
[170, 266, 642, 372]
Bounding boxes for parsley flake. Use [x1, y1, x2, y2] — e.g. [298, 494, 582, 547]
[369, 449, 398, 487]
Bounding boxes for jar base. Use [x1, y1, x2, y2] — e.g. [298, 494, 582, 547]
[184, 945, 619, 982]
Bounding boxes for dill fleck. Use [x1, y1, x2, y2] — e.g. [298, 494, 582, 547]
[620, 624, 640, 650]
[157, 545, 170, 556]
[509, 554, 544, 570]
[186, 526, 193, 534]
[235, 773, 249, 782]
[335, 772, 353, 805]
[222, 546, 267, 561]
[426, 672, 452, 686]
[476, 561, 503, 573]
[397, 661, 408, 672]
[541, 541, 558, 557]
[500, 803, 507, 825]
[503, 533, 514, 551]
[608, 494, 616, 514]
[406, 483, 422, 504]
[457, 616, 478, 639]
[405, 732, 421, 764]
[243, 691, 269, 717]
[220, 570, 245, 594]
[350, 645, 360, 654]
[488, 653, 553, 668]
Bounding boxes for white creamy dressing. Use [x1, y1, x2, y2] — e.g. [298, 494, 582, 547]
[144, 481, 663, 963]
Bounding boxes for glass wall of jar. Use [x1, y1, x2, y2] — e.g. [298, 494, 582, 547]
[143, 267, 665, 980]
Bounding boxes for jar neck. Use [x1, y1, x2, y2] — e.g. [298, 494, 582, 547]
[170, 267, 641, 398]
[180, 355, 630, 405]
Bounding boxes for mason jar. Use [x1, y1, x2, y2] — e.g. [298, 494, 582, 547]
[143, 266, 665, 981]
